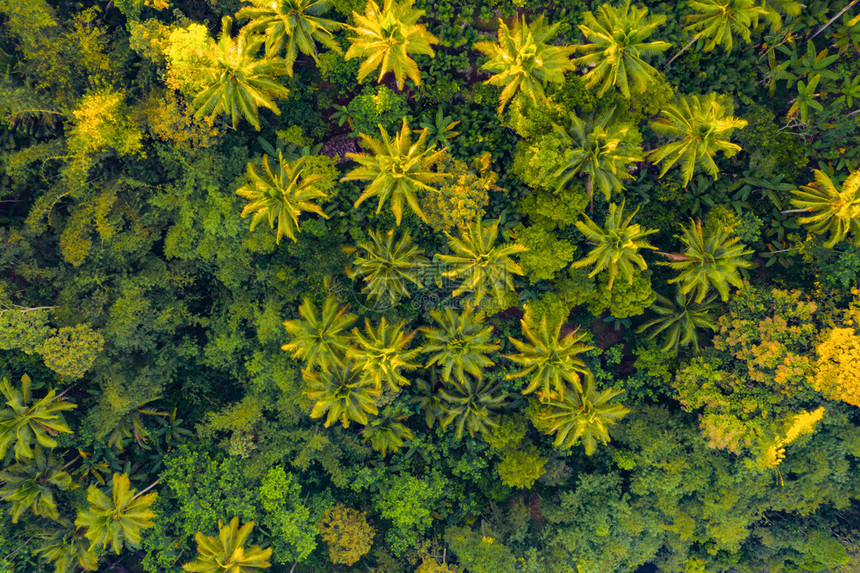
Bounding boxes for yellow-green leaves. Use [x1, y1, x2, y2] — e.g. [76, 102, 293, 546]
[344, 0, 437, 89]
[475, 15, 576, 112]
[790, 169, 860, 248]
[183, 517, 272, 573]
[0, 375, 75, 461]
[236, 153, 330, 244]
[75, 473, 157, 555]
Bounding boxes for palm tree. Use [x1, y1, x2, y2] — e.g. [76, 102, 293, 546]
[411, 375, 445, 429]
[649, 93, 748, 186]
[574, 1, 671, 98]
[348, 317, 421, 391]
[572, 201, 658, 290]
[34, 519, 99, 573]
[75, 473, 158, 555]
[683, 0, 768, 53]
[790, 169, 860, 248]
[436, 217, 528, 308]
[0, 447, 73, 523]
[348, 228, 428, 306]
[236, 154, 330, 244]
[361, 405, 414, 455]
[304, 363, 380, 428]
[282, 296, 357, 372]
[533, 378, 630, 455]
[438, 377, 511, 439]
[0, 374, 76, 461]
[660, 219, 754, 302]
[505, 313, 594, 400]
[637, 290, 719, 354]
[344, 0, 438, 89]
[236, 0, 341, 74]
[474, 15, 577, 112]
[192, 17, 291, 131]
[183, 517, 272, 573]
[553, 110, 644, 206]
[420, 306, 500, 383]
[342, 120, 447, 225]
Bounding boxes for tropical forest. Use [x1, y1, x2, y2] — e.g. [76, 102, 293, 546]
[2, 0, 860, 571]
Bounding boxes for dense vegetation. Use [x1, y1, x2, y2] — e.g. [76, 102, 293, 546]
[1, 0, 860, 571]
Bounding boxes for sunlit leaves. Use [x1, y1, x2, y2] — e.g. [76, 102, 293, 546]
[420, 307, 499, 383]
[303, 364, 380, 428]
[790, 169, 860, 248]
[282, 297, 357, 372]
[0, 374, 75, 461]
[638, 290, 719, 354]
[183, 517, 272, 572]
[74, 473, 157, 555]
[348, 228, 427, 306]
[348, 317, 421, 392]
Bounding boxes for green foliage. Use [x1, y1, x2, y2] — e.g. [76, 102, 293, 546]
[304, 364, 380, 427]
[588, 267, 656, 319]
[361, 405, 414, 455]
[420, 306, 499, 383]
[34, 519, 99, 573]
[344, 0, 438, 89]
[37, 324, 104, 379]
[0, 447, 72, 523]
[791, 169, 860, 248]
[376, 471, 448, 554]
[514, 223, 577, 283]
[496, 443, 547, 489]
[438, 377, 510, 439]
[638, 291, 719, 354]
[421, 154, 494, 233]
[348, 317, 421, 391]
[444, 526, 518, 573]
[684, 0, 768, 52]
[345, 85, 410, 137]
[474, 16, 576, 112]
[348, 228, 427, 306]
[258, 466, 316, 563]
[67, 89, 143, 158]
[282, 296, 357, 372]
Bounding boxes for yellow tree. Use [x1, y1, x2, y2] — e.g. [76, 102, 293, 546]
[317, 505, 374, 565]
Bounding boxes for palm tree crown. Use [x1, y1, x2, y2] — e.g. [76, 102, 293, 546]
[553, 110, 644, 204]
[661, 219, 754, 302]
[436, 217, 528, 308]
[649, 93, 748, 186]
[475, 15, 577, 112]
[183, 517, 272, 573]
[348, 228, 428, 306]
[192, 17, 291, 131]
[420, 306, 500, 383]
[237, 0, 341, 74]
[342, 120, 448, 225]
[74, 473, 158, 555]
[574, 1, 671, 98]
[506, 312, 594, 400]
[438, 378, 511, 439]
[573, 201, 658, 290]
[348, 317, 421, 391]
[344, 0, 438, 89]
[304, 363, 380, 428]
[684, 0, 768, 52]
[282, 296, 357, 372]
[361, 405, 414, 455]
[638, 290, 719, 354]
[236, 154, 329, 244]
[790, 169, 860, 248]
[533, 378, 630, 455]
[0, 447, 73, 523]
[0, 374, 75, 462]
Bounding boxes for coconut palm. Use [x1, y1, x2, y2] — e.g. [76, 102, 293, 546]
[344, 0, 438, 89]
[361, 405, 414, 455]
[637, 290, 719, 354]
[348, 228, 428, 306]
[342, 120, 447, 225]
[237, 0, 341, 74]
[533, 378, 630, 455]
[0, 374, 76, 461]
[0, 447, 73, 523]
[192, 18, 291, 131]
[420, 306, 500, 383]
[282, 296, 357, 372]
[74, 473, 158, 555]
[34, 519, 99, 573]
[236, 154, 330, 244]
[573, 201, 658, 290]
[411, 375, 445, 429]
[505, 313, 594, 400]
[790, 169, 860, 248]
[683, 0, 768, 53]
[660, 219, 754, 302]
[553, 110, 644, 205]
[303, 363, 380, 428]
[436, 217, 528, 308]
[183, 517, 272, 573]
[649, 93, 748, 186]
[348, 317, 421, 391]
[438, 377, 511, 439]
[574, 1, 671, 98]
[474, 15, 577, 112]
